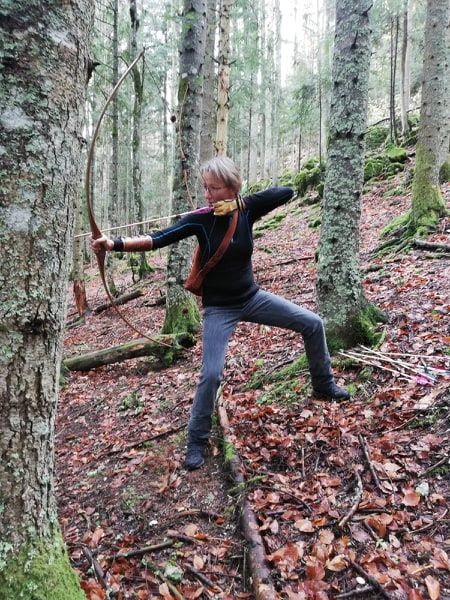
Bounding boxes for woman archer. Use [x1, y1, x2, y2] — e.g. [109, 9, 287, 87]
[91, 156, 349, 470]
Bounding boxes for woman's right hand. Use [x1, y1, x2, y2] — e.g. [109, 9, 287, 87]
[90, 234, 114, 254]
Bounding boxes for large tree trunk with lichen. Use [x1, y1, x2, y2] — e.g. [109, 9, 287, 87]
[410, 0, 449, 233]
[162, 0, 206, 335]
[316, 0, 375, 351]
[0, 2, 92, 598]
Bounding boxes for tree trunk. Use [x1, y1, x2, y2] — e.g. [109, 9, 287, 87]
[162, 0, 206, 335]
[410, 0, 449, 233]
[316, 0, 376, 351]
[106, 0, 120, 297]
[0, 2, 93, 597]
[200, 0, 217, 163]
[129, 0, 151, 279]
[270, 0, 281, 184]
[215, 0, 233, 156]
[389, 15, 399, 145]
[400, 0, 411, 138]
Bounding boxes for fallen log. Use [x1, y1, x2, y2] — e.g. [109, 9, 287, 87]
[63, 333, 195, 372]
[94, 288, 145, 313]
[412, 239, 450, 253]
[217, 393, 277, 600]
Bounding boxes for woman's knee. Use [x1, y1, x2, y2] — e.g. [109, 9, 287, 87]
[301, 312, 324, 337]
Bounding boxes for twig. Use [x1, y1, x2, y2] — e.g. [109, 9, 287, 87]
[156, 573, 185, 600]
[358, 346, 436, 382]
[259, 484, 312, 513]
[186, 564, 221, 591]
[104, 422, 186, 456]
[420, 456, 449, 477]
[301, 447, 306, 479]
[339, 470, 363, 528]
[346, 558, 394, 600]
[339, 351, 414, 382]
[358, 434, 387, 494]
[107, 540, 175, 561]
[335, 586, 374, 599]
[82, 545, 108, 590]
[384, 414, 419, 433]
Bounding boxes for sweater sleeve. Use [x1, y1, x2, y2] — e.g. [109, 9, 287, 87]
[243, 187, 294, 223]
[149, 215, 206, 250]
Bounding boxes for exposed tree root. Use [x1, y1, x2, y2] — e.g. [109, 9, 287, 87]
[217, 393, 278, 600]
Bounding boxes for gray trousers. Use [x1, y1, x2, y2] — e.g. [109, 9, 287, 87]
[188, 289, 334, 444]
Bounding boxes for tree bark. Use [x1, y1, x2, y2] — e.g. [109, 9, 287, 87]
[0, 1, 93, 597]
[215, 0, 233, 156]
[400, 0, 411, 138]
[162, 0, 206, 335]
[200, 0, 217, 163]
[410, 0, 449, 232]
[316, 0, 375, 350]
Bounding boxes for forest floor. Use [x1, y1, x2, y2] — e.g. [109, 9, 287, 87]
[58, 172, 450, 600]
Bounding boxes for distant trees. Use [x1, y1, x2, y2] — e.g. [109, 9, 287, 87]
[0, 2, 93, 597]
[316, 0, 381, 350]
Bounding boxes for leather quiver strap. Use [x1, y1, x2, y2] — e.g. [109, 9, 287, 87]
[184, 210, 238, 296]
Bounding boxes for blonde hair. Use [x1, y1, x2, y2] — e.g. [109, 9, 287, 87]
[199, 156, 242, 193]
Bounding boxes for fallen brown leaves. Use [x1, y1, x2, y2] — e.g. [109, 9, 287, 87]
[58, 179, 450, 599]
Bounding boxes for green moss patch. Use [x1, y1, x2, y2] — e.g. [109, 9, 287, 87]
[0, 532, 84, 600]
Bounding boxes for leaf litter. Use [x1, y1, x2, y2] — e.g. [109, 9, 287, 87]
[58, 177, 449, 599]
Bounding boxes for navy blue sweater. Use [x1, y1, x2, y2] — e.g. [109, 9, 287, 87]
[150, 187, 293, 306]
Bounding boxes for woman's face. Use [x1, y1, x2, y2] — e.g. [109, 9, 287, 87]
[202, 172, 236, 208]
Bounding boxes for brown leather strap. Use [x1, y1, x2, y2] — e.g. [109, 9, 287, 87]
[185, 210, 238, 294]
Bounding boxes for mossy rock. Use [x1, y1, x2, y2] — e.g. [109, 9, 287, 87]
[364, 156, 387, 181]
[294, 164, 324, 197]
[245, 178, 272, 194]
[386, 146, 407, 163]
[386, 162, 405, 176]
[278, 169, 296, 187]
[365, 125, 389, 150]
[255, 213, 286, 233]
[302, 157, 321, 171]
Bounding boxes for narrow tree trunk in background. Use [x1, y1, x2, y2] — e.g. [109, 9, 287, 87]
[317, 0, 376, 350]
[200, 0, 217, 163]
[389, 15, 399, 145]
[107, 0, 120, 296]
[110, 0, 119, 219]
[130, 0, 151, 278]
[400, 0, 411, 138]
[271, 0, 281, 183]
[215, 0, 233, 156]
[0, 2, 93, 597]
[411, 0, 449, 232]
[162, 0, 206, 335]
[259, 0, 267, 178]
[72, 190, 90, 318]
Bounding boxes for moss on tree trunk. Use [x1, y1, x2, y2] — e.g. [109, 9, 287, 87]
[411, 143, 446, 233]
[316, 0, 379, 349]
[0, 531, 84, 600]
[162, 295, 201, 335]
